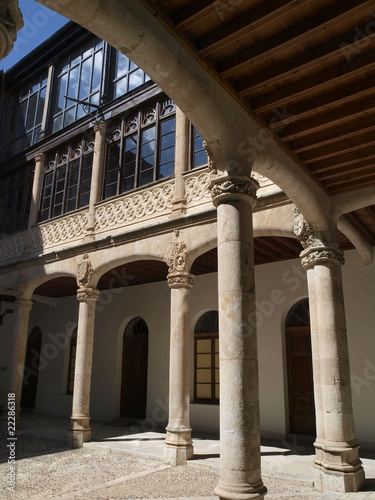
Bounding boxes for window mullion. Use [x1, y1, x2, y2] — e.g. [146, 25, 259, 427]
[135, 110, 142, 188]
[154, 102, 161, 182]
[76, 139, 85, 210]
[119, 120, 125, 195]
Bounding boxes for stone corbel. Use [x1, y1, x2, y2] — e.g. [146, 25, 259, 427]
[0, 0, 23, 60]
[164, 230, 194, 288]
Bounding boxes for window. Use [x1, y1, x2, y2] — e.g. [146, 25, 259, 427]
[191, 126, 207, 169]
[5, 73, 48, 158]
[103, 99, 176, 199]
[52, 38, 105, 134]
[194, 311, 219, 403]
[0, 166, 33, 236]
[67, 328, 77, 394]
[285, 298, 310, 327]
[113, 50, 150, 99]
[39, 137, 94, 222]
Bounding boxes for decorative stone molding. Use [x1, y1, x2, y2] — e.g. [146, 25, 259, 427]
[164, 230, 194, 288]
[93, 120, 107, 133]
[294, 209, 344, 268]
[184, 170, 211, 205]
[76, 253, 94, 289]
[32, 211, 88, 249]
[76, 287, 99, 302]
[209, 173, 258, 207]
[95, 181, 174, 230]
[300, 246, 345, 268]
[202, 140, 214, 171]
[0, 232, 25, 259]
[0, 0, 23, 60]
[14, 273, 26, 300]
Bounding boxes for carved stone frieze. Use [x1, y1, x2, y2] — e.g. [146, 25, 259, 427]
[77, 287, 99, 302]
[32, 212, 88, 249]
[164, 230, 194, 289]
[185, 171, 211, 205]
[76, 253, 94, 289]
[95, 181, 174, 230]
[0, 232, 25, 259]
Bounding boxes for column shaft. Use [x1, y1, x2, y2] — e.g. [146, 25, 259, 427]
[86, 121, 107, 231]
[5, 300, 33, 424]
[309, 259, 365, 492]
[171, 107, 188, 216]
[164, 285, 193, 464]
[26, 153, 45, 248]
[213, 178, 266, 500]
[68, 288, 98, 448]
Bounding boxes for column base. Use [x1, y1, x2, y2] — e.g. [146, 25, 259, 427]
[313, 439, 365, 492]
[214, 479, 267, 500]
[164, 425, 194, 465]
[68, 415, 91, 449]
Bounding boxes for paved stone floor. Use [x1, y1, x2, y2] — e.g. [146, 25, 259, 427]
[1, 413, 375, 499]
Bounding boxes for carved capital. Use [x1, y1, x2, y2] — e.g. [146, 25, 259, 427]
[293, 208, 323, 249]
[94, 120, 107, 134]
[76, 253, 94, 288]
[300, 246, 345, 268]
[34, 152, 46, 164]
[209, 173, 258, 207]
[167, 272, 194, 289]
[77, 287, 99, 302]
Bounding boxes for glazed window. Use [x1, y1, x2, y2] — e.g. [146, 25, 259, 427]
[113, 51, 150, 99]
[194, 310, 219, 404]
[191, 126, 207, 169]
[67, 328, 77, 394]
[39, 137, 94, 221]
[5, 73, 48, 158]
[103, 99, 176, 198]
[0, 166, 33, 236]
[52, 38, 105, 133]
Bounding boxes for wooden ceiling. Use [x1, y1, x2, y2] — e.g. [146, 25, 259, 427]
[141, 0, 375, 247]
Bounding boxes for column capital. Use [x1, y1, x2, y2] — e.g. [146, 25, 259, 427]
[293, 209, 344, 268]
[209, 172, 258, 207]
[34, 152, 46, 163]
[94, 120, 107, 134]
[77, 287, 99, 302]
[164, 229, 194, 289]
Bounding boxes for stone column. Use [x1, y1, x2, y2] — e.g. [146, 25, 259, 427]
[163, 230, 194, 464]
[294, 211, 365, 492]
[210, 172, 266, 500]
[4, 293, 33, 425]
[25, 153, 45, 248]
[86, 120, 107, 231]
[171, 107, 188, 217]
[68, 254, 99, 448]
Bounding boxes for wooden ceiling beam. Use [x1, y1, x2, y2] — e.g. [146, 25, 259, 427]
[174, 0, 217, 31]
[278, 98, 375, 141]
[300, 135, 375, 164]
[344, 212, 375, 244]
[197, 0, 307, 57]
[261, 80, 375, 128]
[247, 50, 375, 107]
[310, 148, 375, 173]
[235, 32, 375, 97]
[330, 180, 375, 195]
[319, 164, 375, 182]
[216, 0, 372, 77]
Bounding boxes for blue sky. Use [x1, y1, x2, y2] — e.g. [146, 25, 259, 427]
[0, 0, 69, 72]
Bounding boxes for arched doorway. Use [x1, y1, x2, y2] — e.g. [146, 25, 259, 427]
[21, 327, 42, 409]
[120, 317, 149, 418]
[285, 299, 315, 435]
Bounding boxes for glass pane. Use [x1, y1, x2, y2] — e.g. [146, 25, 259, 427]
[36, 87, 46, 125]
[64, 107, 76, 127]
[79, 57, 92, 100]
[197, 339, 211, 353]
[215, 384, 220, 399]
[195, 311, 219, 333]
[197, 369, 211, 383]
[116, 51, 129, 78]
[67, 66, 79, 99]
[26, 93, 38, 131]
[215, 368, 220, 383]
[139, 169, 153, 186]
[129, 69, 144, 91]
[16, 100, 27, 137]
[55, 73, 68, 113]
[197, 353, 211, 368]
[160, 148, 174, 164]
[160, 161, 174, 178]
[215, 338, 219, 352]
[161, 117, 175, 136]
[142, 127, 155, 144]
[129, 60, 137, 71]
[194, 149, 207, 168]
[123, 176, 135, 192]
[53, 114, 63, 133]
[114, 78, 127, 99]
[92, 49, 103, 93]
[196, 384, 211, 399]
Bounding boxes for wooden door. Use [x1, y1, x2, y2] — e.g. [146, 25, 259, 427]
[121, 330, 148, 418]
[286, 326, 316, 434]
[21, 327, 42, 409]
